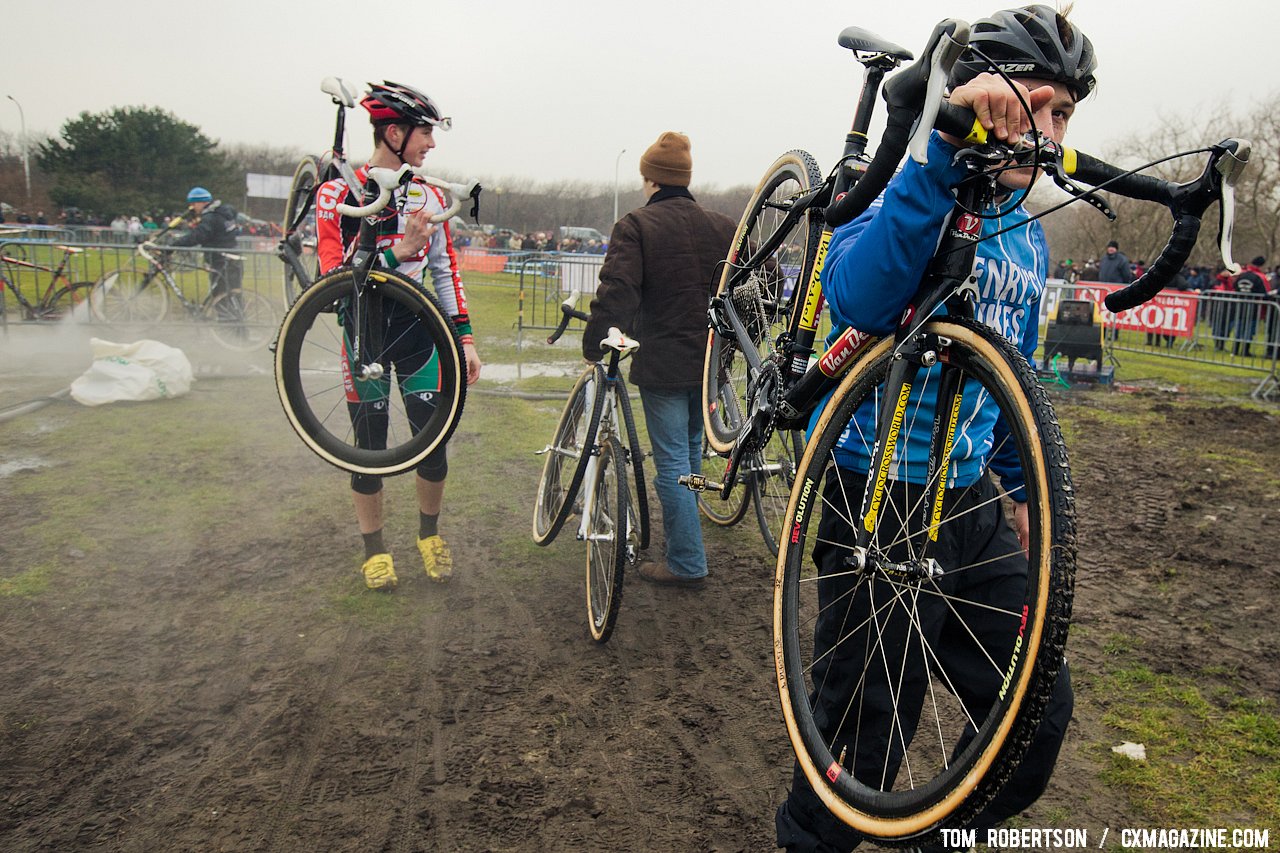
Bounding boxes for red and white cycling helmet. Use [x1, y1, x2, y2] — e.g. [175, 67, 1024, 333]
[360, 81, 452, 131]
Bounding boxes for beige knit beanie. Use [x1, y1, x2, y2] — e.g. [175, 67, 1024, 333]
[639, 131, 692, 187]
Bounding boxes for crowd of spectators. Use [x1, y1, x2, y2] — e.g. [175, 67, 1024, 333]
[1051, 252, 1279, 356]
[451, 228, 607, 255]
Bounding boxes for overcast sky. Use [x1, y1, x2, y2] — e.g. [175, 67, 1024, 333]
[5, 0, 1278, 191]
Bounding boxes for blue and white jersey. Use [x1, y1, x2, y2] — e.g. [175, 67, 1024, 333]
[817, 132, 1048, 500]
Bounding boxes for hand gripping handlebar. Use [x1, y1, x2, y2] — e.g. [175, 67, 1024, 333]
[930, 104, 1252, 312]
[335, 165, 483, 223]
[821, 17, 1251, 314]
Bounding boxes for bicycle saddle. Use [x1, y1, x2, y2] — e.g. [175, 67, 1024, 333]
[320, 76, 358, 108]
[601, 328, 639, 356]
[837, 27, 913, 62]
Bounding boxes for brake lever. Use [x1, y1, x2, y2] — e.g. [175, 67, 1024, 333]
[468, 183, 484, 223]
[1214, 138, 1250, 275]
[908, 20, 971, 165]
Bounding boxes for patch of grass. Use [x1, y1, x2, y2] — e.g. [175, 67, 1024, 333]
[0, 564, 52, 597]
[330, 588, 417, 624]
[1102, 632, 1140, 657]
[1094, 663, 1280, 824]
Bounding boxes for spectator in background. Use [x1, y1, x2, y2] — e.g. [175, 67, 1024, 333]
[170, 187, 243, 318]
[582, 131, 736, 587]
[1228, 256, 1269, 357]
[1097, 240, 1132, 284]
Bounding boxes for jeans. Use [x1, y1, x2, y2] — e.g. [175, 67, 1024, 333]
[638, 386, 707, 579]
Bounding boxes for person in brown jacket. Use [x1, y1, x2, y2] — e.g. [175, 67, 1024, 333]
[582, 131, 737, 586]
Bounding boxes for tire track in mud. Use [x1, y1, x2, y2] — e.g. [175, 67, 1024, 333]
[246, 620, 364, 852]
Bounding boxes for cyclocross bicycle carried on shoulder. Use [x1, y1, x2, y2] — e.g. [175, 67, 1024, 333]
[703, 17, 1249, 843]
[533, 297, 650, 643]
[273, 77, 483, 477]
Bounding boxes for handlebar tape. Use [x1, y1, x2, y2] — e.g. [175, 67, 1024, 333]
[546, 304, 590, 345]
[1103, 215, 1200, 313]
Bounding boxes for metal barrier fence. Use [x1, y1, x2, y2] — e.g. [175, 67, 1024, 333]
[0, 237, 287, 328]
[3, 239, 1275, 400]
[1041, 280, 1279, 400]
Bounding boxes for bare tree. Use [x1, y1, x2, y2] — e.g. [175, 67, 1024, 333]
[1039, 91, 1280, 273]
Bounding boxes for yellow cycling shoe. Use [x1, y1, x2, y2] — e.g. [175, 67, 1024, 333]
[361, 553, 397, 590]
[417, 535, 453, 583]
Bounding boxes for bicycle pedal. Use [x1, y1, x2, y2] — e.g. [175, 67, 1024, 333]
[678, 473, 723, 493]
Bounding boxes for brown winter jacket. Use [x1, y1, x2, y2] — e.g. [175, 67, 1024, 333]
[582, 188, 737, 390]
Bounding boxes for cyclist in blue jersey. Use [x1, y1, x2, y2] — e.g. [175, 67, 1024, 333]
[776, 7, 1093, 851]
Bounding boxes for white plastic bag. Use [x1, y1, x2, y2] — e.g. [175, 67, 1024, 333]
[70, 338, 194, 406]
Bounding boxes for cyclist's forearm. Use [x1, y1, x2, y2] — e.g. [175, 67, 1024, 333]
[824, 133, 969, 334]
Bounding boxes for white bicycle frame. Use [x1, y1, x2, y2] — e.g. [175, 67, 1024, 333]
[574, 374, 621, 543]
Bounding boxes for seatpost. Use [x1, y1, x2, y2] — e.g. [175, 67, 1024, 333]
[332, 100, 347, 160]
[835, 60, 896, 198]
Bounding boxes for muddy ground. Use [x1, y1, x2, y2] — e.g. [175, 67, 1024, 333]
[0, 323, 1276, 852]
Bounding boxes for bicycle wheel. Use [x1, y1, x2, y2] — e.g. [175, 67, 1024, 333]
[275, 266, 466, 476]
[775, 318, 1076, 840]
[586, 435, 628, 643]
[91, 268, 169, 325]
[612, 373, 650, 551]
[532, 364, 605, 546]
[46, 282, 96, 322]
[282, 155, 320, 304]
[208, 290, 279, 351]
[703, 150, 823, 453]
[696, 438, 752, 526]
[751, 427, 804, 555]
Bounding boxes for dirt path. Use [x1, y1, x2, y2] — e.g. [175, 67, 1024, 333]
[0, 357, 1276, 851]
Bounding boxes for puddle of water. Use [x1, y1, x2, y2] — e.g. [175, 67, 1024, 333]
[483, 362, 582, 383]
[0, 456, 50, 478]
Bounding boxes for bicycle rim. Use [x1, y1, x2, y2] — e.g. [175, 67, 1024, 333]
[775, 319, 1075, 839]
[696, 438, 752, 526]
[586, 436, 627, 643]
[532, 364, 605, 546]
[48, 282, 96, 323]
[209, 290, 279, 351]
[612, 373, 650, 551]
[91, 268, 169, 325]
[751, 428, 804, 556]
[275, 267, 466, 476]
[703, 150, 822, 453]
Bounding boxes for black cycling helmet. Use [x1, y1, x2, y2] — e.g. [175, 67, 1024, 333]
[950, 5, 1097, 101]
[361, 80, 452, 131]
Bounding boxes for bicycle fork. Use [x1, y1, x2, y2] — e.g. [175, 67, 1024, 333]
[848, 334, 964, 582]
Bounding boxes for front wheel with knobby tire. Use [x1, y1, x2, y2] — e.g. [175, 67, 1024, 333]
[274, 266, 465, 476]
[282, 155, 321, 304]
[774, 318, 1076, 841]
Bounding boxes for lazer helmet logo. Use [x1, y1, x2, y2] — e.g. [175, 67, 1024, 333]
[997, 62, 1037, 73]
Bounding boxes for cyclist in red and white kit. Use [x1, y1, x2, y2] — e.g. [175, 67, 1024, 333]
[315, 80, 482, 590]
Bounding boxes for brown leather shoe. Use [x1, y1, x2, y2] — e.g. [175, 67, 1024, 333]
[638, 560, 705, 587]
